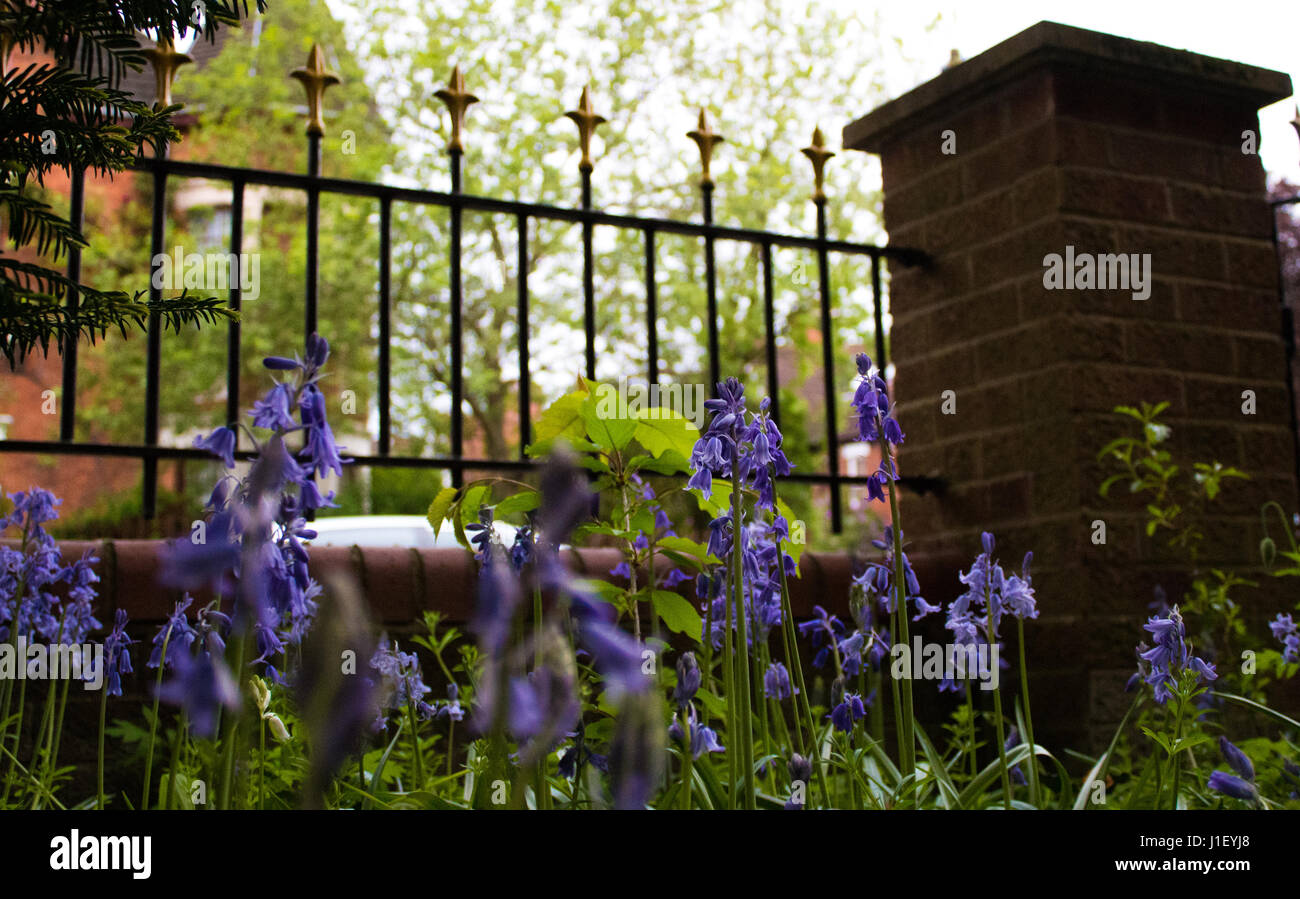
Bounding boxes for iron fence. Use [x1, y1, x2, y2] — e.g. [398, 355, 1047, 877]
[2, 39, 939, 532]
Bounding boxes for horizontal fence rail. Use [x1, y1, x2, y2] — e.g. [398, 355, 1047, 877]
[2, 41, 940, 533]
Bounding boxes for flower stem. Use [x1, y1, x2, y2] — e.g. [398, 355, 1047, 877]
[1016, 618, 1040, 806]
[142, 623, 174, 810]
[730, 470, 756, 810]
[884, 472, 916, 784]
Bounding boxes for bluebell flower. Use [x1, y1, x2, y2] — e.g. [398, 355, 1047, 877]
[829, 692, 868, 733]
[103, 609, 134, 697]
[250, 381, 296, 431]
[668, 705, 725, 760]
[1207, 770, 1257, 803]
[148, 597, 198, 670]
[673, 651, 701, 707]
[1139, 605, 1216, 704]
[1270, 613, 1299, 664]
[763, 661, 796, 700]
[156, 646, 239, 738]
[194, 426, 237, 469]
[788, 753, 812, 784]
[1218, 736, 1255, 782]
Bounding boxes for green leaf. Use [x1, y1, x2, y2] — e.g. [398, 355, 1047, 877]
[526, 389, 589, 455]
[651, 590, 703, 641]
[582, 392, 639, 453]
[627, 449, 690, 475]
[494, 490, 539, 519]
[426, 486, 458, 540]
[632, 408, 700, 460]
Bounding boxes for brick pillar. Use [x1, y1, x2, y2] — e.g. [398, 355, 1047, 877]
[844, 21, 1295, 749]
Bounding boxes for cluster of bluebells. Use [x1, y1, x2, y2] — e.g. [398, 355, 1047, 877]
[1127, 605, 1216, 705]
[156, 335, 346, 728]
[145, 596, 236, 736]
[799, 603, 888, 685]
[668, 652, 724, 759]
[0, 488, 101, 656]
[939, 532, 1035, 692]
[699, 515, 794, 651]
[855, 526, 938, 624]
[688, 379, 797, 657]
[1270, 613, 1299, 664]
[687, 379, 791, 511]
[369, 637, 462, 730]
[850, 354, 904, 504]
[609, 476, 690, 589]
[469, 456, 655, 804]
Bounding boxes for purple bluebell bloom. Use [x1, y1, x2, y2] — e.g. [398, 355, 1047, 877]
[1207, 770, 1257, 803]
[1218, 736, 1255, 782]
[673, 652, 701, 707]
[763, 661, 796, 700]
[194, 426, 237, 469]
[103, 609, 134, 697]
[1270, 613, 1299, 664]
[156, 646, 239, 738]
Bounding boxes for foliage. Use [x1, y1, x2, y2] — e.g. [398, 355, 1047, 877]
[0, 0, 254, 367]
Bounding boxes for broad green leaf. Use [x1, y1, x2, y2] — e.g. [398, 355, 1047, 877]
[526, 389, 589, 455]
[494, 490, 539, 519]
[633, 408, 700, 460]
[426, 486, 458, 539]
[582, 390, 639, 452]
[652, 590, 703, 640]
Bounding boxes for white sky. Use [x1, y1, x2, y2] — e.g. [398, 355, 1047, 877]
[852, 0, 1300, 183]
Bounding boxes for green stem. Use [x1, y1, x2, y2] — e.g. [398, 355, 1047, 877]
[776, 558, 831, 808]
[991, 683, 1012, 809]
[96, 682, 108, 810]
[883, 473, 916, 783]
[142, 623, 175, 810]
[730, 469, 756, 810]
[1017, 618, 1040, 806]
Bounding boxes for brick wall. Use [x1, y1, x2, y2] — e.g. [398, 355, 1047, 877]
[845, 21, 1298, 749]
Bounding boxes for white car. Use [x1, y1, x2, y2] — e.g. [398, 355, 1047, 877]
[305, 514, 517, 550]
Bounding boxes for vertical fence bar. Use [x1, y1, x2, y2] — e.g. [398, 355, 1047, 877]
[378, 196, 392, 456]
[566, 87, 604, 382]
[815, 201, 841, 534]
[516, 212, 531, 456]
[871, 253, 886, 371]
[1271, 201, 1300, 502]
[305, 132, 321, 337]
[702, 185, 720, 391]
[645, 227, 659, 385]
[581, 171, 596, 381]
[761, 239, 779, 427]
[59, 167, 85, 441]
[143, 157, 166, 519]
[448, 152, 465, 485]
[226, 180, 245, 436]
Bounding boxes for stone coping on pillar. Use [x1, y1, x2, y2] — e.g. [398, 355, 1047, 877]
[844, 20, 1292, 154]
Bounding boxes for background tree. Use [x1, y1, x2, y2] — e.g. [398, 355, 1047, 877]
[0, 0, 257, 367]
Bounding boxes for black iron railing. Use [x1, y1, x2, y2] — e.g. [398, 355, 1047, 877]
[3, 42, 938, 532]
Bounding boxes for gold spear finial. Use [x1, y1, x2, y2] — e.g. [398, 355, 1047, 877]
[435, 66, 479, 154]
[142, 35, 192, 108]
[687, 108, 725, 189]
[290, 43, 341, 137]
[565, 85, 607, 173]
[801, 126, 836, 203]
